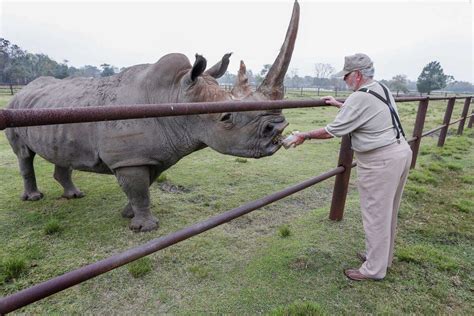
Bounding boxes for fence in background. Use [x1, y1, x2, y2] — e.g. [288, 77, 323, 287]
[0, 95, 472, 314]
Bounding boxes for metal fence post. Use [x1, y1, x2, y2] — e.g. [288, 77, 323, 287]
[329, 135, 353, 221]
[438, 97, 456, 147]
[410, 98, 429, 169]
[457, 97, 471, 135]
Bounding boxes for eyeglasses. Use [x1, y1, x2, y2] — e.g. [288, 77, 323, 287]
[343, 72, 353, 81]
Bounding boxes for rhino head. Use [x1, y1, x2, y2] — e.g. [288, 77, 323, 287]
[148, 1, 299, 158]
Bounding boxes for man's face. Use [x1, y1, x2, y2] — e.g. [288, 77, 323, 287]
[344, 71, 359, 91]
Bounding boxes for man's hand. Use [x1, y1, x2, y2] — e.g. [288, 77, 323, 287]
[321, 96, 343, 108]
[287, 132, 307, 147]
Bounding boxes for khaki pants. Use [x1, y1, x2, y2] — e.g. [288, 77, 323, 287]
[355, 140, 412, 279]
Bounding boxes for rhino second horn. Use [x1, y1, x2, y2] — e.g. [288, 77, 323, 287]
[205, 52, 232, 79]
[257, 0, 300, 100]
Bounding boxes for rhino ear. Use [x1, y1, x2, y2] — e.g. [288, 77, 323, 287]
[191, 54, 207, 82]
[205, 53, 232, 79]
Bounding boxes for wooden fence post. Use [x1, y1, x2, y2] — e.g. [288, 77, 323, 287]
[468, 108, 474, 129]
[410, 98, 429, 169]
[457, 97, 471, 135]
[329, 135, 353, 221]
[438, 97, 456, 147]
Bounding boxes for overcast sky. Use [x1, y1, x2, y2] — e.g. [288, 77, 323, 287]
[1, 0, 472, 82]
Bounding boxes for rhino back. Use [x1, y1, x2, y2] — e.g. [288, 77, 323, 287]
[6, 61, 197, 173]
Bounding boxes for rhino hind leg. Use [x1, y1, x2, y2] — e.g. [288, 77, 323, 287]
[53, 165, 85, 199]
[115, 166, 159, 232]
[18, 151, 44, 201]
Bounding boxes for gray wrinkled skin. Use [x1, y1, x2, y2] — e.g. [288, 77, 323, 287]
[6, 2, 299, 232]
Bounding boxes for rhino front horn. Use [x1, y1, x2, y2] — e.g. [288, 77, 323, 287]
[257, 0, 299, 100]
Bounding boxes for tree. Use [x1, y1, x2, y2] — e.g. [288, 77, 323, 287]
[446, 81, 474, 93]
[416, 61, 453, 95]
[255, 64, 271, 85]
[314, 63, 334, 95]
[389, 74, 409, 96]
[100, 63, 115, 77]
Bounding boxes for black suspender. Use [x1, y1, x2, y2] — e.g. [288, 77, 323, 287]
[358, 82, 406, 140]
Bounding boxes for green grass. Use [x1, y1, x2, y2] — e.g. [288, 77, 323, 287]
[269, 300, 326, 315]
[278, 225, 291, 238]
[44, 219, 62, 235]
[0, 94, 473, 314]
[127, 257, 153, 278]
[0, 256, 27, 283]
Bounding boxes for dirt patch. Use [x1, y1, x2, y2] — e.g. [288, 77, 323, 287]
[158, 181, 191, 194]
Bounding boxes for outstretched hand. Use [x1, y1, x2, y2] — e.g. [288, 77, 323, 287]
[321, 96, 343, 108]
[286, 133, 307, 148]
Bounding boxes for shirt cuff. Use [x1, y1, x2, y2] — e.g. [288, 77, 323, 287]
[324, 126, 337, 138]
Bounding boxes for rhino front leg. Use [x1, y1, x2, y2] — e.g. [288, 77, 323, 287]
[53, 165, 85, 199]
[121, 168, 161, 219]
[115, 166, 159, 232]
[18, 153, 44, 201]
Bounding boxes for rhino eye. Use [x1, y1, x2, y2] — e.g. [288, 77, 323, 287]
[220, 113, 232, 122]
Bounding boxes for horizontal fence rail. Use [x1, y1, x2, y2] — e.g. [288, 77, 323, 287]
[0, 95, 472, 314]
[0, 167, 344, 314]
[0, 97, 468, 130]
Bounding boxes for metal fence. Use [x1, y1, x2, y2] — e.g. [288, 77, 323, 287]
[0, 95, 472, 314]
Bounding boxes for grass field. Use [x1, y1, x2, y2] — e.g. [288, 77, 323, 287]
[0, 93, 473, 314]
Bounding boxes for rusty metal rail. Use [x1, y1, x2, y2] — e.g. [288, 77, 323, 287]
[0, 99, 333, 130]
[0, 96, 469, 130]
[0, 95, 472, 313]
[0, 167, 343, 314]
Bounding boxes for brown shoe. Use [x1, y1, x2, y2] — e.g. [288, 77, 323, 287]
[357, 252, 367, 262]
[344, 268, 372, 281]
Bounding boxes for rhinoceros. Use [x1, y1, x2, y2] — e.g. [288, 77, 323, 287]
[5, 2, 299, 232]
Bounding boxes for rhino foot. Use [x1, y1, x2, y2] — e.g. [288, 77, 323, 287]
[21, 191, 44, 201]
[129, 215, 159, 232]
[62, 189, 85, 199]
[121, 204, 134, 218]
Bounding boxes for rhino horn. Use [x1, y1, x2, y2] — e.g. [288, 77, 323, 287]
[205, 52, 232, 79]
[231, 60, 252, 99]
[257, 0, 299, 100]
[191, 54, 207, 81]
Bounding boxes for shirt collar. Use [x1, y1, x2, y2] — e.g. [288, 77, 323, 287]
[360, 80, 376, 89]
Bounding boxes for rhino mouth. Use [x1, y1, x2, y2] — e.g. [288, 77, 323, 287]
[266, 121, 289, 153]
[272, 134, 285, 146]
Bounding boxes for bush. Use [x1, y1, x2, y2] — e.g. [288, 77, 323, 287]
[157, 173, 167, 183]
[44, 219, 62, 235]
[0, 256, 27, 282]
[235, 158, 248, 163]
[127, 257, 153, 278]
[269, 300, 326, 316]
[452, 200, 473, 213]
[278, 225, 291, 238]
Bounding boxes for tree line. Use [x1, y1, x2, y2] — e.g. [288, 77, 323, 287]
[1, 38, 472, 95]
[0, 38, 118, 86]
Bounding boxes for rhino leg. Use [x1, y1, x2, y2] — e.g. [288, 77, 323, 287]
[121, 168, 161, 219]
[121, 203, 134, 218]
[18, 151, 44, 201]
[115, 166, 159, 232]
[53, 165, 85, 199]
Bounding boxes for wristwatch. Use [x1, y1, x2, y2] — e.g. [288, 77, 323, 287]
[303, 133, 311, 140]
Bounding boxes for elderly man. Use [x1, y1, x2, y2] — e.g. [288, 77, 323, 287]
[288, 53, 412, 281]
